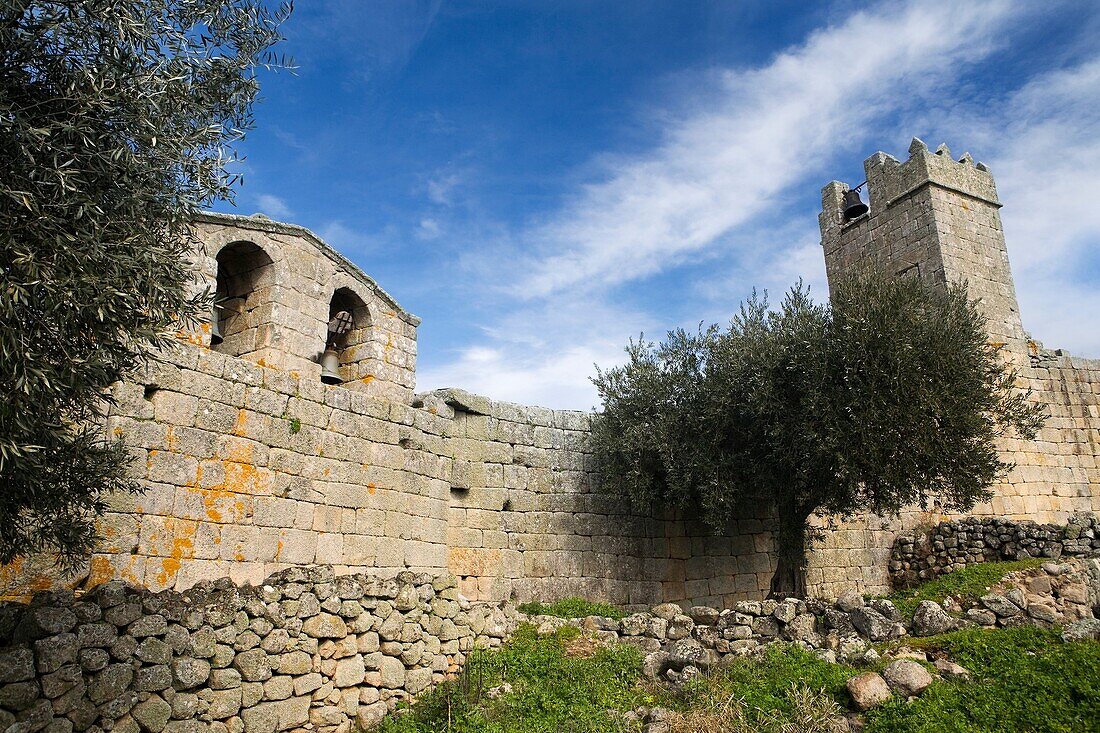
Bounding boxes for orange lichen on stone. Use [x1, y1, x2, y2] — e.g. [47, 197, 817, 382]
[154, 531, 195, 587]
[231, 410, 249, 437]
[222, 461, 271, 495]
[367, 483, 377, 496]
[166, 426, 179, 451]
[361, 375, 375, 384]
[87, 556, 115, 586]
[177, 329, 206, 346]
[223, 440, 253, 464]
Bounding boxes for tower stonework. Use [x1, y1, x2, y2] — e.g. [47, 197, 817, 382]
[804, 140, 1100, 594]
[820, 138, 1026, 351]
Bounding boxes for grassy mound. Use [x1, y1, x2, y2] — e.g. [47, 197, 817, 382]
[378, 624, 651, 732]
[866, 627, 1100, 732]
[517, 597, 628, 620]
[884, 558, 1045, 616]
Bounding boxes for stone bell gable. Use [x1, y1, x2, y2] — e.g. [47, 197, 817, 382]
[189, 212, 419, 403]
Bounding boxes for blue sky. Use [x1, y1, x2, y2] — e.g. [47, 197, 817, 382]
[214, 0, 1100, 410]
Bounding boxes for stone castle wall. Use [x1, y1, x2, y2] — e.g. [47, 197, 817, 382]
[2, 141, 1098, 607]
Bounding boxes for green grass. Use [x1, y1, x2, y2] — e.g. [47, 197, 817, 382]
[885, 558, 1045, 617]
[679, 643, 855, 725]
[864, 626, 1100, 733]
[378, 624, 654, 733]
[517, 597, 628, 620]
[377, 605, 1100, 733]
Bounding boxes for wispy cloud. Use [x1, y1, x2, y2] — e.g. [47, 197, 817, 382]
[298, 0, 443, 86]
[255, 193, 293, 220]
[964, 59, 1100, 355]
[513, 0, 1015, 299]
[420, 0, 1031, 409]
[426, 169, 464, 206]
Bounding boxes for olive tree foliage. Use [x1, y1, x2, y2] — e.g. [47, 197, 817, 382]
[0, 0, 291, 564]
[590, 275, 1044, 597]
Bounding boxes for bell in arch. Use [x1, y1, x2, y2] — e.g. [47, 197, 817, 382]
[842, 187, 869, 221]
[209, 303, 224, 346]
[320, 349, 342, 384]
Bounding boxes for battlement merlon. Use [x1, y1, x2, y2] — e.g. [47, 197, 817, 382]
[820, 138, 1000, 230]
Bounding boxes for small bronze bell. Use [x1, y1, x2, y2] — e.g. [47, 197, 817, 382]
[842, 188, 869, 221]
[320, 349, 342, 384]
[209, 303, 224, 346]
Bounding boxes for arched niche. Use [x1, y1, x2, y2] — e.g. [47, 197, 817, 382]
[323, 287, 372, 383]
[212, 241, 276, 358]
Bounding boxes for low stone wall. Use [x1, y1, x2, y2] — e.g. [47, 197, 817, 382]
[533, 556, 1100, 689]
[888, 513, 1100, 589]
[0, 567, 516, 733]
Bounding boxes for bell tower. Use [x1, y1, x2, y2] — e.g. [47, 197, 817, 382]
[819, 138, 1026, 352]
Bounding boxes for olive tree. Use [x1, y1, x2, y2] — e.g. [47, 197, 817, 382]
[0, 0, 290, 563]
[590, 274, 1043, 598]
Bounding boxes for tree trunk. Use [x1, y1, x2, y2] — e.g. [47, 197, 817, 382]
[768, 515, 809, 599]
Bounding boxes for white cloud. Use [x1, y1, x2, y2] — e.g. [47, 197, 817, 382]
[514, 0, 1015, 299]
[416, 218, 442, 240]
[316, 220, 382, 255]
[254, 193, 293, 220]
[973, 59, 1100, 356]
[421, 0, 1029, 409]
[426, 170, 463, 206]
[417, 298, 655, 410]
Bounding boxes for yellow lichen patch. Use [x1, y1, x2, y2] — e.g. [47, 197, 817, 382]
[223, 439, 253, 464]
[231, 410, 249, 437]
[275, 540, 284, 560]
[157, 558, 181, 586]
[113, 426, 124, 439]
[222, 461, 271, 495]
[448, 547, 501, 577]
[367, 482, 377, 496]
[166, 426, 179, 451]
[87, 555, 142, 587]
[87, 556, 116, 586]
[361, 375, 375, 385]
[177, 329, 206, 346]
[185, 464, 204, 490]
[190, 485, 249, 524]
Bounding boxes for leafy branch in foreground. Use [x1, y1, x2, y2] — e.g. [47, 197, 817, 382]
[0, 0, 291, 562]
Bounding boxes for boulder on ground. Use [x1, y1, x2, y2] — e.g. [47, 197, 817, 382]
[846, 671, 891, 710]
[911, 601, 954, 636]
[882, 659, 933, 697]
[1062, 618, 1100, 643]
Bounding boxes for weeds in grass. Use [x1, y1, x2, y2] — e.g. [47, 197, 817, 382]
[378, 624, 651, 732]
[865, 626, 1100, 733]
[669, 681, 847, 733]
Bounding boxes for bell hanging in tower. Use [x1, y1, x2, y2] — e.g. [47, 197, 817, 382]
[320, 349, 342, 384]
[842, 187, 869, 221]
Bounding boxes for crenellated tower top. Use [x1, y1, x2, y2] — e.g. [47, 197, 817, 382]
[819, 138, 1025, 352]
